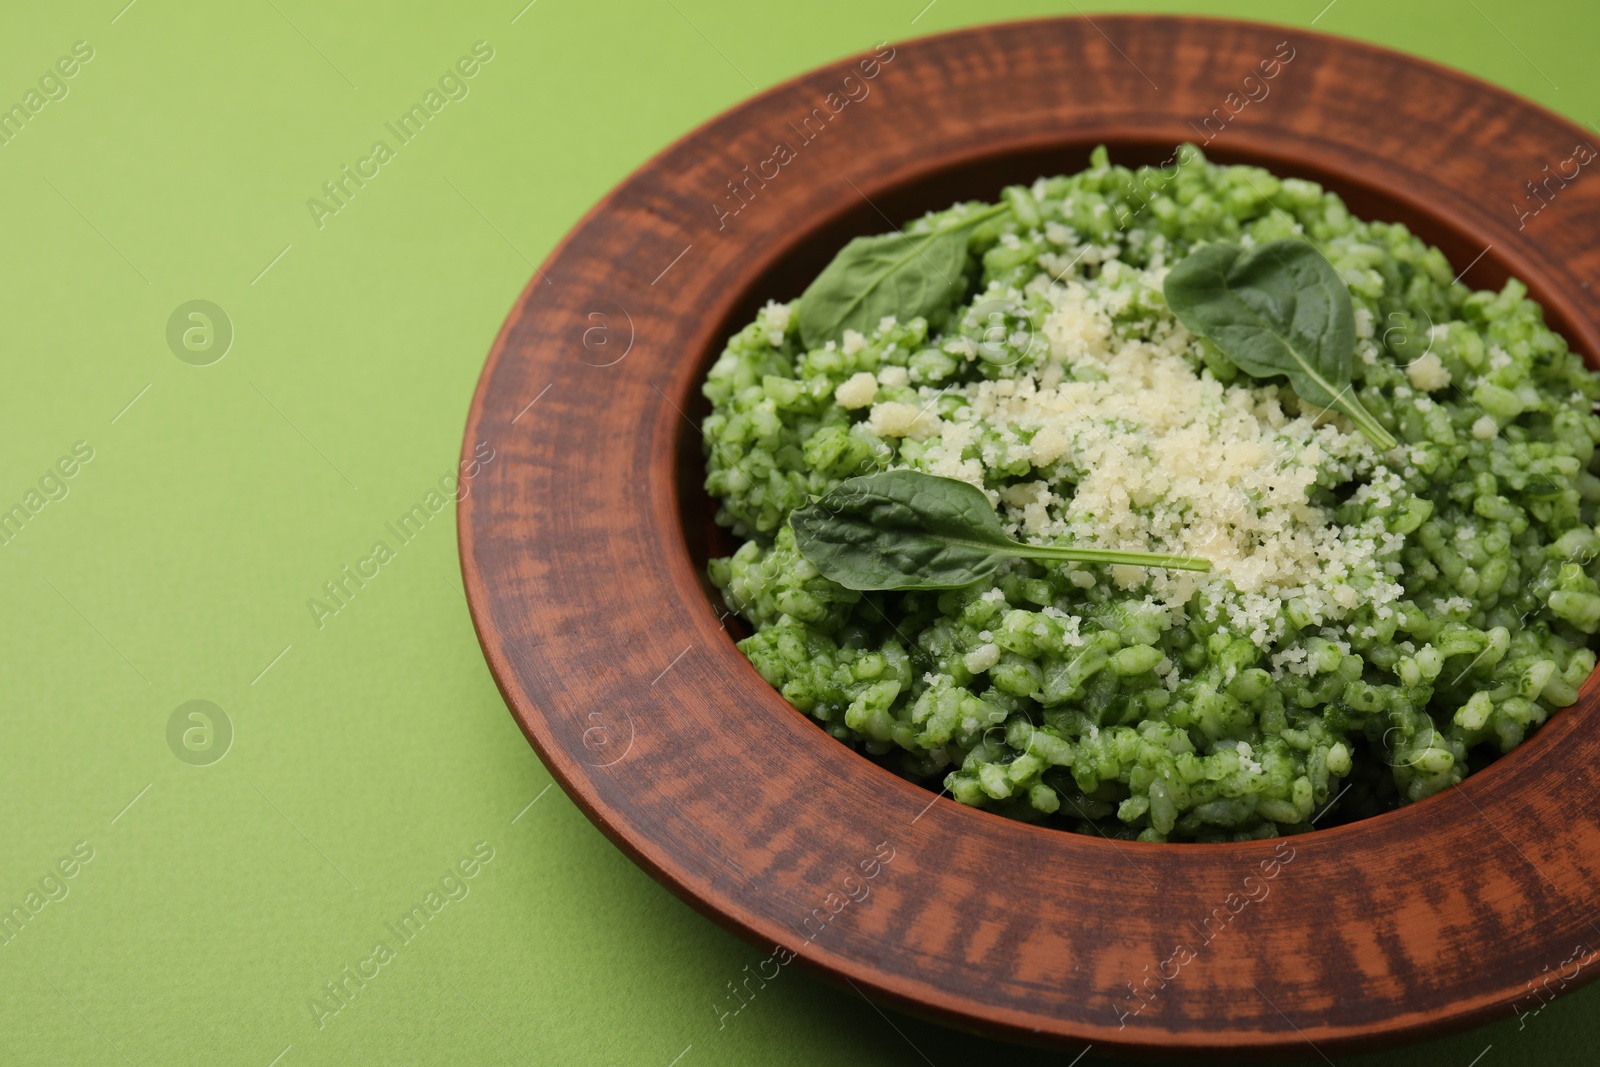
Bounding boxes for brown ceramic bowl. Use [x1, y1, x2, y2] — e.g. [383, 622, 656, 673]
[459, 16, 1600, 1061]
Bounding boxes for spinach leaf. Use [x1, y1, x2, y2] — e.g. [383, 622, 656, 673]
[790, 470, 1212, 591]
[1162, 239, 1398, 450]
[795, 204, 1008, 349]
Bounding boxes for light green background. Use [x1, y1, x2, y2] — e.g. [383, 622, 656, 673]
[1, 1, 1594, 1064]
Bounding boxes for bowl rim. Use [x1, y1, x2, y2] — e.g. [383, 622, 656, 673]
[460, 14, 1600, 1059]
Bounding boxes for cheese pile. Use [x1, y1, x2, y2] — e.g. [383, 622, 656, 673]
[864, 263, 1407, 650]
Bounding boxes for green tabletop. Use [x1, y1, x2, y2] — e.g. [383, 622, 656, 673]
[3, 1, 1594, 1064]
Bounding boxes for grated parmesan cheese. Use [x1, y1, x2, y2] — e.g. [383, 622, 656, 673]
[834, 372, 878, 409]
[896, 264, 1402, 649]
[964, 643, 1001, 673]
[867, 400, 937, 439]
[1354, 307, 1374, 339]
[761, 301, 792, 346]
[1405, 352, 1451, 391]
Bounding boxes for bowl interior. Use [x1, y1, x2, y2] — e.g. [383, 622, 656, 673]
[671, 133, 1592, 815]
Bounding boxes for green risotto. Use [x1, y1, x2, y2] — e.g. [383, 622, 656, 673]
[700, 146, 1600, 842]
